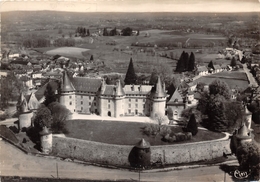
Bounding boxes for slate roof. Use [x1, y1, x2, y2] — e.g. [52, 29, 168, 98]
[151, 76, 166, 98]
[213, 64, 222, 70]
[62, 72, 75, 92]
[124, 85, 152, 95]
[236, 124, 252, 139]
[27, 92, 40, 110]
[135, 138, 150, 149]
[167, 89, 184, 105]
[71, 77, 102, 93]
[197, 66, 208, 72]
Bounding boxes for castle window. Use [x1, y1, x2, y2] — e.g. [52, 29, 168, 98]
[143, 99, 145, 102]
[135, 104, 138, 108]
[129, 98, 131, 102]
[108, 104, 110, 109]
[174, 111, 178, 115]
[81, 101, 83, 105]
[81, 96, 83, 99]
[69, 96, 72, 99]
[143, 104, 145, 109]
[89, 102, 91, 106]
[89, 96, 91, 100]
[135, 99, 138, 102]
[129, 104, 131, 108]
[128, 109, 131, 114]
[70, 102, 72, 105]
[81, 107, 83, 111]
[94, 102, 96, 106]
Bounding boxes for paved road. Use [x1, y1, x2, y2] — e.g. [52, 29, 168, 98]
[0, 140, 237, 182]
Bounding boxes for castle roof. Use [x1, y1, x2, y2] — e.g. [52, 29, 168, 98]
[124, 85, 152, 95]
[115, 80, 125, 96]
[101, 80, 125, 97]
[17, 92, 26, 107]
[71, 77, 102, 93]
[197, 66, 208, 72]
[167, 88, 184, 105]
[27, 92, 40, 110]
[151, 76, 166, 98]
[236, 124, 252, 139]
[135, 138, 150, 149]
[62, 71, 75, 92]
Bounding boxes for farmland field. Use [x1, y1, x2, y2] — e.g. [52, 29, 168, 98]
[194, 71, 249, 90]
[66, 119, 225, 146]
[44, 47, 91, 59]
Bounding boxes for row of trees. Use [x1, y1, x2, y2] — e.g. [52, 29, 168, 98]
[175, 51, 195, 72]
[75, 26, 90, 37]
[197, 79, 243, 132]
[103, 27, 139, 36]
[0, 72, 25, 110]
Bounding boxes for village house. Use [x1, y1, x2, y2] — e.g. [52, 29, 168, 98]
[197, 66, 208, 76]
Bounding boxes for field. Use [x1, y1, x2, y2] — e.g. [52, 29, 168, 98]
[44, 47, 90, 59]
[65, 119, 225, 146]
[194, 71, 249, 90]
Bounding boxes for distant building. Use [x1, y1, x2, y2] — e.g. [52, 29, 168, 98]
[197, 66, 208, 76]
[59, 72, 167, 118]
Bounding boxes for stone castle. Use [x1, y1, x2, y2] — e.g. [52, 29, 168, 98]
[59, 72, 167, 118]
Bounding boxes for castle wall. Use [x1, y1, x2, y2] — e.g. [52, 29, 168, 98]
[60, 93, 75, 112]
[75, 94, 98, 114]
[124, 96, 147, 116]
[52, 135, 231, 167]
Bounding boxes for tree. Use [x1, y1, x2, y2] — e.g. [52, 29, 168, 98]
[149, 69, 158, 85]
[207, 95, 227, 132]
[44, 82, 57, 106]
[103, 28, 108, 36]
[183, 52, 189, 71]
[48, 102, 70, 134]
[137, 30, 140, 36]
[109, 27, 117, 36]
[181, 106, 202, 124]
[208, 60, 214, 69]
[183, 114, 198, 136]
[33, 104, 53, 130]
[87, 29, 90, 36]
[175, 51, 186, 72]
[209, 79, 231, 100]
[236, 141, 260, 181]
[188, 52, 195, 71]
[124, 58, 137, 85]
[90, 55, 94, 62]
[121, 27, 133, 36]
[230, 57, 237, 67]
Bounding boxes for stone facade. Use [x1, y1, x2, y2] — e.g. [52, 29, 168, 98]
[59, 72, 166, 118]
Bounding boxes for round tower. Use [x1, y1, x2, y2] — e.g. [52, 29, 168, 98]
[244, 105, 252, 130]
[59, 71, 76, 113]
[39, 126, 52, 154]
[114, 80, 125, 118]
[17, 93, 33, 131]
[150, 76, 167, 118]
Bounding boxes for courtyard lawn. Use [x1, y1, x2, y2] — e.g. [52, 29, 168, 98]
[65, 120, 225, 146]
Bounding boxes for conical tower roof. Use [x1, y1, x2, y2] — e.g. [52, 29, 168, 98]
[39, 126, 51, 136]
[27, 92, 40, 110]
[135, 138, 150, 149]
[17, 92, 26, 106]
[152, 76, 166, 98]
[62, 71, 75, 92]
[115, 80, 125, 96]
[237, 124, 251, 139]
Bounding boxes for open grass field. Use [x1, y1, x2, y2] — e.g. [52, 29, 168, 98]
[45, 47, 90, 59]
[194, 71, 249, 90]
[65, 119, 225, 146]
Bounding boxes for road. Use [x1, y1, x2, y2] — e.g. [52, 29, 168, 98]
[0, 140, 237, 182]
[243, 63, 258, 87]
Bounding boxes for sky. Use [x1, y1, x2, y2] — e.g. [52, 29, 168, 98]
[1, 0, 260, 12]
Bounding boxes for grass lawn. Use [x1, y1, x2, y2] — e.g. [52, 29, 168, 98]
[194, 71, 249, 90]
[66, 120, 225, 146]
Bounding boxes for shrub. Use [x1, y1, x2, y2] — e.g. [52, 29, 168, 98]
[183, 114, 198, 136]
